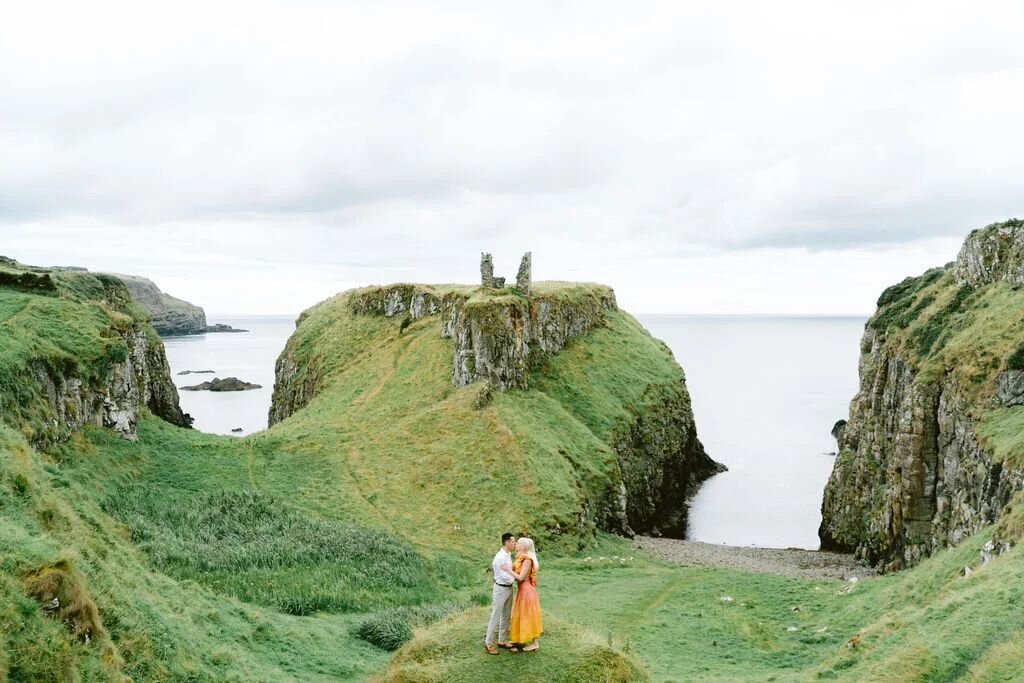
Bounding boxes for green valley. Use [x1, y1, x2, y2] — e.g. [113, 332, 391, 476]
[3, 232, 1024, 681]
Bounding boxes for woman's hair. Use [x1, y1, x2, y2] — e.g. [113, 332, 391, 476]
[516, 537, 539, 568]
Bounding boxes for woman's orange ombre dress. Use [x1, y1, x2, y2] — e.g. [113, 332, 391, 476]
[509, 556, 543, 643]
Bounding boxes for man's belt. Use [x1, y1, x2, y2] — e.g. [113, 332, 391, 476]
[494, 581, 513, 588]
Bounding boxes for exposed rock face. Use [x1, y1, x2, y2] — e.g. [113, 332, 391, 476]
[17, 325, 189, 445]
[953, 218, 1024, 286]
[608, 383, 725, 536]
[114, 274, 208, 335]
[820, 329, 1023, 570]
[268, 352, 307, 427]
[442, 286, 618, 390]
[831, 419, 848, 443]
[996, 370, 1024, 406]
[820, 222, 1024, 571]
[350, 284, 441, 319]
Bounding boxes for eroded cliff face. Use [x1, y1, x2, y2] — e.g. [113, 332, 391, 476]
[608, 382, 724, 536]
[13, 324, 189, 446]
[820, 219, 1024, 571]
[441, 286, 617, 390]
[0, 267, 189, 447]
[115, 274, 208, 336]
[819, 327, 1023, 570]
[953, 218, 1024, 287]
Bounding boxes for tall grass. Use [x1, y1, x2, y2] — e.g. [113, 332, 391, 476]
[102, 487, 436, 614]
[355, 602, 467, 650]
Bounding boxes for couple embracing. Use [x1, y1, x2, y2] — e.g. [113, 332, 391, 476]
[484, 532, 543, 655]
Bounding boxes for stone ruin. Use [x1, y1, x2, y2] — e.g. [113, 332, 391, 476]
[480, 251, 532, 295]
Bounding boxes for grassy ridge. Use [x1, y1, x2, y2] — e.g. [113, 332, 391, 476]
[262, 288, 695, 555]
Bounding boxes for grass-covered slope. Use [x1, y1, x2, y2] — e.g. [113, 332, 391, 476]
[5, 261, 1024, 681]
[263, 282, 719, 553]
[0, 259, 188, 445]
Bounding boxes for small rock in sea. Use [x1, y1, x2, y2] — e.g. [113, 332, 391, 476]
[231, 427, 243, 433]
[787, 626, 799, 632]
[205, 323, 249, 333]
[178, 369, 215, 375]
[181, 377, 263, 392]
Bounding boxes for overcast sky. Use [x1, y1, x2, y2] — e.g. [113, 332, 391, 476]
[2, 2, 1022, 315]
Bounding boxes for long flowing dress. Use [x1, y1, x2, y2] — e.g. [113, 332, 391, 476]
[509, 556, 543, 643]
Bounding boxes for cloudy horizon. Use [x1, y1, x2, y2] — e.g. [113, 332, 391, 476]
[2, 2, 1021, 315]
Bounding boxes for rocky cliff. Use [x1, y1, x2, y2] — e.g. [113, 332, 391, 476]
[269, 280, 723, 541]
[0, 262, 190, 446]
[112, 274, 208, 336]
[820, 219, 1024, 571]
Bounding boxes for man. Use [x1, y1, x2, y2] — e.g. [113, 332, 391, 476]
[484, 532, 516, 655]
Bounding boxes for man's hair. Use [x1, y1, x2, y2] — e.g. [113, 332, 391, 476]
[501, 532, 514, 544]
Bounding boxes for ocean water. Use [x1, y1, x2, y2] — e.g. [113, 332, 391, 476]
[637, 315, 866, 550]
[162, 315, 297, 436]
[162, 313, 865, 549]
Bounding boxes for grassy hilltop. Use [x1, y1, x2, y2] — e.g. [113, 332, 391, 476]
[2, 258, 1024, 681]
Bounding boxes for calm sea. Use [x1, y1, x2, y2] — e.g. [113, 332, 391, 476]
[163, 313, 866, 549]
[637, 315, 865, 549]
[162, 315, 297, 437]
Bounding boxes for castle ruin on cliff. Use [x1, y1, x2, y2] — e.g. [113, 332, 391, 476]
[480, 252, 531, 295]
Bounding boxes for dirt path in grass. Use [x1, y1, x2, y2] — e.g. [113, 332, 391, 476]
[636, 536, 877, 581]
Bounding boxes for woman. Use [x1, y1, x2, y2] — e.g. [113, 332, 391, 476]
[508, 537, 543, 652]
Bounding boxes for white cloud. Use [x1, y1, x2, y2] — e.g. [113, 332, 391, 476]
[0, 1, 1021, 313]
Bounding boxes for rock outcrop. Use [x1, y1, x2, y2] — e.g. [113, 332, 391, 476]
[114, 274, 208, 335]
[0, 265, 190, 446]
[25, 327, 187, 442]
[820, 220, 1024, 571]
[109, 274, 247, 335]
[607, 382, 725, 536]
[442, 285, 618, 390]
[269, 277, 724, 541]
[181, 377, 262, 392]
[953, 218, 1024, 286]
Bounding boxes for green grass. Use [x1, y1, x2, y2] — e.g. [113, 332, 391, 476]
[355, 602, 468, 651]
[868, 269, 1024, 409]
[263, 287, 688, 555]
[5, 270, 1024, 681]
[0, 422, 394, 682]
[102, 487, 436, 615]
[380, 608, 648, 682]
